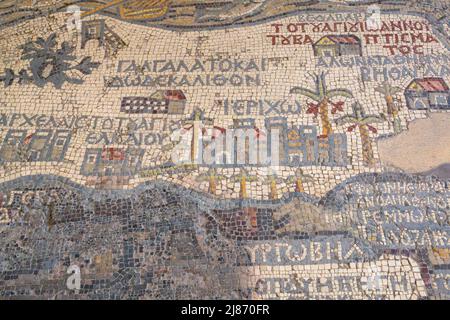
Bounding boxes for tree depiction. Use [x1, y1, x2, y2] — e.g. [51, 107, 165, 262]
[196, 168, 225, 195]
[0, 33, 100, 89]
[374, 82, 403, 134]
[264, 172, 284, 200]
[231, 168, 258, 199]
[290, 72, 353, 138]
[287, 168, 314, 193]
[336, 102, 384, 166]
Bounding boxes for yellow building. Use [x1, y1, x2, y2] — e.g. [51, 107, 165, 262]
[313, 35, 362, 57]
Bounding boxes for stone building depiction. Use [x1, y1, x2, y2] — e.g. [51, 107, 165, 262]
[0, 129, 72, 162]
[404, 77, 450, 110]
[120, 90, 187, 114]
[168, 117, 348, 168]
[0, 0, 449, 301]
[80, 19, 126, 56]
[81, 19, 106, 49]
[81, 147, 145, 188]
[285, 126, 348, 166]
[313, 35, 363, 57]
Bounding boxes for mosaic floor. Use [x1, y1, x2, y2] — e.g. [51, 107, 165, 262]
[0, 0, 450, 300]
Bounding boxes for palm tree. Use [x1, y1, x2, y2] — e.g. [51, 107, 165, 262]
[264, 173, 284, 200]
[196, 168, 225, 195]
[374, 82, 402, 133]
[231, 168, 258, 199]
[287, 168, 314, 193]
[290, 72, 353, 138]
[336, 102, 384, 166]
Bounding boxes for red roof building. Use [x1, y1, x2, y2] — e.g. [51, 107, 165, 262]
[313, 35, 362, 57]
[326, 35, 361, 45]
[406, 78, 449, 92]
[405, 77, 450, 110]
[165, 90, 186, 101]
[121, 90, 187, 114]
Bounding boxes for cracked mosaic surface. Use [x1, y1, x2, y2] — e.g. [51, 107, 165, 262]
[0, 0, 450, 300]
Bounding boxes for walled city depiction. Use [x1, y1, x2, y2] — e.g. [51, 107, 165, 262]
[0, 0, 450, 301]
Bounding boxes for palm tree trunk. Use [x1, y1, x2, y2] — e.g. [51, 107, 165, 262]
[386, 95, 402, 133]
[385, 95, 395, 116]
[295, 178, 305, 193]
[209, 176, 216, 194]
[270, 180, 278, 199]
[319, 98, 332, 137]
[240, 176, 247, 198]
[359, 125, 375, 166]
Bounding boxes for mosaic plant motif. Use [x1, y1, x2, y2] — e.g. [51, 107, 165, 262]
[336, 102, 383, 166]
[0, 0, 450, 300]
[290, 71, 353, 138]
[1, 33, 100, 88]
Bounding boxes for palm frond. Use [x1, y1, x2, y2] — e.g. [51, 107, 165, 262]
[336, 115, 358, 125]
[195, 175, 209, 183]
[374, 85, 388, 95]
[375, 83, 402, 96]
[389, 87, 402, 95]
[45, 33, 57, 49]
[290, 87, 320, 101]
[301, 174, 314, 181]
[318, 72, 329, 98]
[360, 116, 384, 125]
[215, 175, 226, 181]
[327, 89, 353, 99]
